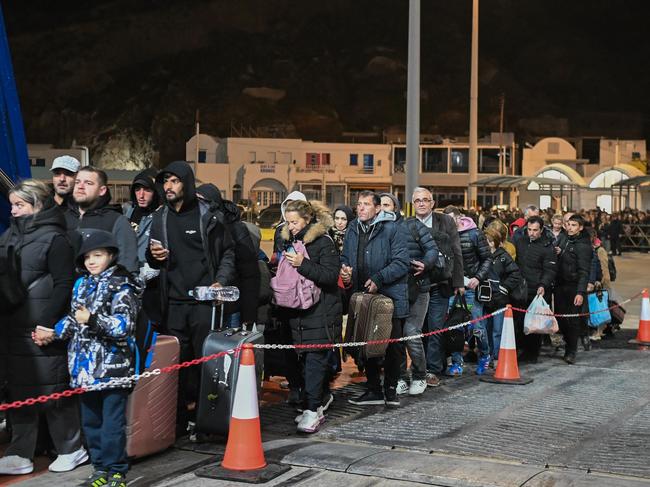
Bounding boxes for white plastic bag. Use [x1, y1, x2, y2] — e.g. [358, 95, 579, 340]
[524, 295, 559, 335]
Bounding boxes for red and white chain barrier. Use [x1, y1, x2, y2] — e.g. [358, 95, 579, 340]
[0, 290, 641, 411]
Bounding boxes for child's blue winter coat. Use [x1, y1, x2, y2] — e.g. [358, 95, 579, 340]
[54, 266, 142, 388]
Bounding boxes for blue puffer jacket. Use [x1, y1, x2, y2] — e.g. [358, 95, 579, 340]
[341, 211, 410, 318]
[54, 266, 142, 388]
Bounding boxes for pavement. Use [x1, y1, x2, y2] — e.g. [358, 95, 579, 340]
[4, 253, 650, 487]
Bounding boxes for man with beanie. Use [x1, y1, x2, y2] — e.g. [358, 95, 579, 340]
[196, 183, 260, 328]
[50, 155, 80, 207]
[147, 161, 235, 434]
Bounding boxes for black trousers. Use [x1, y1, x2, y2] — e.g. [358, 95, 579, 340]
[554, 283, 581, 354]
[365, 318, 404, 395]
[165, 302, 214, 426]
[301, 350, 331, 411]
[6, 397, 82, 460]
[514, 294, 542, 358]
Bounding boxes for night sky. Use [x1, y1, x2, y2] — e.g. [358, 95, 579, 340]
[4, 0, 650, 162]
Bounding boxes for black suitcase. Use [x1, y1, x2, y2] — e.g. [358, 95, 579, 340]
[195, 304, 264, 436]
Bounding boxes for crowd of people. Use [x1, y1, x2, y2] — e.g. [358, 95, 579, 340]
[0, 155, 626, 485]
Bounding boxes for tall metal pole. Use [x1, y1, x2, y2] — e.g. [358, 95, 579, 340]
[405, 0, 420, 215]
[468, 0, 479, 208]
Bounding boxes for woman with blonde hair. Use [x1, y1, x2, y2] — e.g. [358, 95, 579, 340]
[486, 218, 516, 259]
[273, 200, 342, 433]
[0, 179, 87, 475]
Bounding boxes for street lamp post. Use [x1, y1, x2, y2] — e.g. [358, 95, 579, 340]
[405, 0, 420, 215]
[468, 0, 479, 208]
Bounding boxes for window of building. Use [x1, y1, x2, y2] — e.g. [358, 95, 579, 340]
[350, 153, 358, 166]
[589, 169, 628, 188]
[30, 158, 46, 167]
[430, 187, 464, 206]
[363, 154, 374, 173]
[450, 149, 468, 173]
[301, 184, 322, 201]
[582, 138, 600, 164]
[422, 148, 448, 173]
[527, 169, 571, 190]
[321, 153, 331, 165]
[249, 151, 257, 162]
[198, 150, 207, 163]
[267, 152, 276, 163]
[547, 142, 560, 155]
[393, 147, 405, 173]
[306, 153, 320, 168]
[479, 148, 500, 173]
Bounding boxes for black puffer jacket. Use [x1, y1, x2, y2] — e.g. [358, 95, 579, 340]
[0, 203, 74, 400]
[402, 217, 439, 291]
[457, 217, 492, 281]
[486, 247, 522, 309]
[277, 203, 342, 348]
[557, 231, 592, 295]
[515, 233, 557, 297]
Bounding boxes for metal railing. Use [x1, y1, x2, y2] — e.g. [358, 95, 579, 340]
[621, 224, 650, 250]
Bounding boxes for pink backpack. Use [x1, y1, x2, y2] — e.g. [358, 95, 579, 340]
[271, 240, 321, 309]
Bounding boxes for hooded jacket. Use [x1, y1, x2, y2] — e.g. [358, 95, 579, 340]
[0, 202, 74, 400]
[65, 188, 139, 274]
[54, 266, 142, 388]
[123, 168, 161, 265]
[273, 191, 307, 254]
[196, 183, 260, 323]
[278, 202, 342, 346]
[147, 161, 235, 313]
[457, 216, 492, 281]
[341, 210, 410, 318]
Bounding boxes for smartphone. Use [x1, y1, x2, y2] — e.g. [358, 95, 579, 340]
[150, 238, 164, 248]
[285, 244, 296, 255]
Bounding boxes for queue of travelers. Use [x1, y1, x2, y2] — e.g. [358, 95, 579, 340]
[0, 155, 626, 484]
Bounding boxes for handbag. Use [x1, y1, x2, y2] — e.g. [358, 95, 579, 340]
[588, 290, 611, 328]
[442, 294, 471, 353]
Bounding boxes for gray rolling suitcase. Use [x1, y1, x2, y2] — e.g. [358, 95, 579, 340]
[195, 305, 264, 436]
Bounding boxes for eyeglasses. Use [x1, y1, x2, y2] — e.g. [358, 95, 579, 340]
[413, 198, 432, 205]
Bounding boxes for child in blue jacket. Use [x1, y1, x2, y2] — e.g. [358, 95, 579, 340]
[34, 230, 142, 487]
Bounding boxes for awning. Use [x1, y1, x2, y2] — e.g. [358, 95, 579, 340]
[610, 175, 650, 188]
[470, 175, 582, 189]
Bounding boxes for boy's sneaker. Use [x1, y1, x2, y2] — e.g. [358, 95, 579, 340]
[0, 455, 33, 475]
[107, 472, 127, 487]
[348, 390, 384, 405]
[384, 388, 400, 407]
[475, 356, 490, 376]
[446, 363, 463, 377]
[396, 379, 410, 395]
[426, 372, 441, 387]
[86, 470, 109, 487]
[296, 408, 325, 433]
[408, 379, 427, 396]
[48, 446, 88, 472]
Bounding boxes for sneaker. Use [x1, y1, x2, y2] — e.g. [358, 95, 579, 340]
[107, 472, 127, 487]
[384, 388, 400, 407]
[446, 363, 463, 377]
[563, 352, 576, 365]
[396, 379, 410, 395]
[86, 470, 109, 487]
[48, 446, 88, 472]
[408, 379, 427, 396]
[0, 455, 34, 475]
[296, 408, 325, 433]
[426, 372, 441, 387]
[348, 390, 384, 406]
[475, 356, 490, 376]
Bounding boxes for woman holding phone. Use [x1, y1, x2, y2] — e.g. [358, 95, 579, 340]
[0, 180, 86, 475]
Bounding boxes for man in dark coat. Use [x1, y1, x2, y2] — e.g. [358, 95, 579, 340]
[147, 161, 235, 432]
[555, 214, 592, 364]
[64, 166, 138, 274]
[341, 191, 410, 407]
[515, 216, 558, 362]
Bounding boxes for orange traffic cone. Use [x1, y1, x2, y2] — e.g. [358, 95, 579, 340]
[480, 305, 533, 385]
[629, 289, 650, 346]
[194, 343, 290, 482]
[221, 343, 267, 470]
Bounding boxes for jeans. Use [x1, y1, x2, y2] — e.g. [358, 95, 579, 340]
[399, 291, 430, 380]
[425, 286, 451, 375]
[484, 307, 504, 360]
[365, 318, 404, 394]
[80, 389, 129, 475]
[450, 289, 489, 365]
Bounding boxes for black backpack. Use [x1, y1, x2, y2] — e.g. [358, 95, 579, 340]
[442, 294, 471, 353]
[0, 244, 28, 312]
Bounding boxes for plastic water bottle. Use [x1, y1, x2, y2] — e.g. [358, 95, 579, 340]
[190, 286, 240, 302]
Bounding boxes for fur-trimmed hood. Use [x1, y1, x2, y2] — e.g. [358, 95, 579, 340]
[280, 200, 333, 244]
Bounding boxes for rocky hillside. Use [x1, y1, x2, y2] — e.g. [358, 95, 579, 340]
[5, 0, 648, 167]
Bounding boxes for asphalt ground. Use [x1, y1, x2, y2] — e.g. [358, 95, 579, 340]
[4, 253, 650, 487]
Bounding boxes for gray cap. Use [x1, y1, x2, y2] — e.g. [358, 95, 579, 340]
[50, 155, 81, 173]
